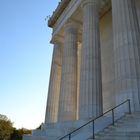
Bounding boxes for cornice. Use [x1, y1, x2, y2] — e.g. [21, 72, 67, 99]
[48, 0, 71, 27]
[48, 0, 111, 29]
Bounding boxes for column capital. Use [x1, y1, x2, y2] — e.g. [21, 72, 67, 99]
[51, 35, 63, 45]
[81, 0, 100, 9]
[64, 19, 79, 32]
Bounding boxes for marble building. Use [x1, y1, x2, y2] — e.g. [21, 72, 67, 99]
[23, 0, 140, 140]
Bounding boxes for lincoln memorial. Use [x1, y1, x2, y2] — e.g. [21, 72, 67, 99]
[23, 0, 140, 140]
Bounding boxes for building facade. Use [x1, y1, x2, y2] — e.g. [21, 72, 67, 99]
[46, 0, 140, 123]
[24, 0, 140, 139]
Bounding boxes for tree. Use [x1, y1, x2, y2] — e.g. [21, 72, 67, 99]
[0, 114, 14, 140]
[0, 114, 32, 140]
[10, 128, 31, 140]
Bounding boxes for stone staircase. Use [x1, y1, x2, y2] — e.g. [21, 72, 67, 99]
[23, 112, 140, 140]
[92, 112, 140, 140]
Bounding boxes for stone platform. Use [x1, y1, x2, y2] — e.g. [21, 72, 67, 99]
[23, 115, 115, 140]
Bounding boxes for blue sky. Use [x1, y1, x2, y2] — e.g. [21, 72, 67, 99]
[0, 0, 59, 129]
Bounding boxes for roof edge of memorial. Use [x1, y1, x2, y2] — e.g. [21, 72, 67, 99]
[48, 0, 71, 28]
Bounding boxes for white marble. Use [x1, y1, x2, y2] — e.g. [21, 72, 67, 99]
[23, 116, 113, 140]
[112, 0, 140, 111]
[45, 41, 62, 123]
[79, 0, 103, 120]
[58, 21, 78, 122]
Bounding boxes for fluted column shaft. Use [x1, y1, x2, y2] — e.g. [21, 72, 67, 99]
[58, 22, 78, 122]
[79, 0, 103, 120]
[112, 0, 140, 111]
[45, 42, 62, 123]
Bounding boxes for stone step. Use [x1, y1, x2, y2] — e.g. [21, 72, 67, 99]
[94, 136, 140, 140]
[89, 113, 140, 140]
[100, 132, 140, 136]
[94, 132, 140, 140]
[117, 117, 140, 123]
[129, 112, 140, 115]
[107, 120, 140, 128]
[24, 113, 140, 140]
[23, 135, 59, 140]
[103, 127, 140, 133]
[113, 123, 140, 128]
[125, 113, 140, 118]
[33, 128, 64, 137]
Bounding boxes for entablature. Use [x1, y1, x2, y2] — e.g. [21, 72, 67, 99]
[49, 0, 111, 43]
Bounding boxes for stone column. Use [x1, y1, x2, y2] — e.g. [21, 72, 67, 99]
[45, 41, 62, 123]
[58, 21, 78, 122]
[79, 0, 103, 120]
[112, 0, 140, 111]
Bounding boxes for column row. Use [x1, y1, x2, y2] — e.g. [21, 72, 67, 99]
[45, 0, 140, 123]
[45, 0, 103, 123]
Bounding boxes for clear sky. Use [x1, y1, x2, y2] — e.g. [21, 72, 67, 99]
[0, 0, 60, 129]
